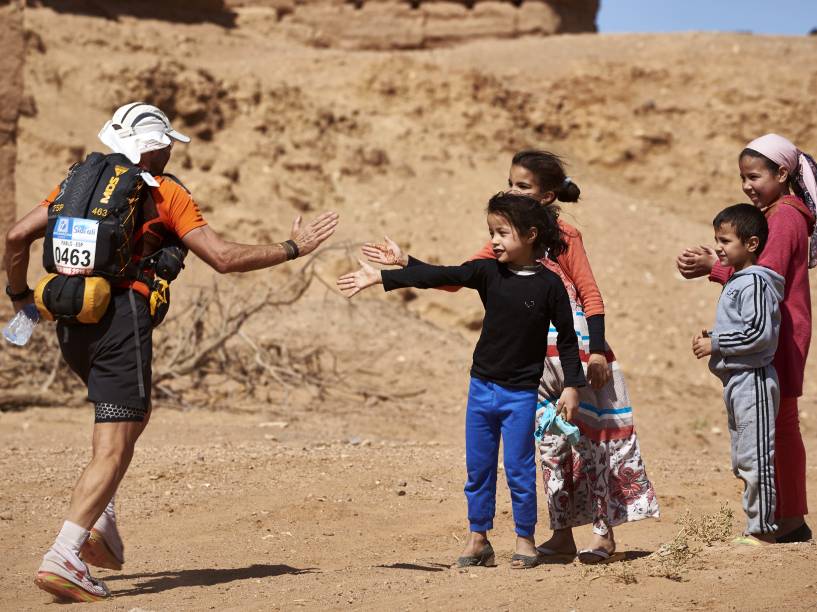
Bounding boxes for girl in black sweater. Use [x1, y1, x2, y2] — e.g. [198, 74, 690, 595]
[337, 193, 585, 568]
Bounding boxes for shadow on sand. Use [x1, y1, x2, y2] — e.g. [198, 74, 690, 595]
[105, 563, 317, 596]
[598, 550, 652, 564]
[376, 562, 450, 572]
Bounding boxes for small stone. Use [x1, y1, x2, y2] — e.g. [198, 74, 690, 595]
[397, 490, 406, 496]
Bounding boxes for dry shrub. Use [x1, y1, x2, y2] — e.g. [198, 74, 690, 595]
[647, 503, 734, 581]
[0, 246, 408, 413]
[678, 503, 735, 547]
[0, 322, 83, 410]
[648, 530, 694, 582]
[151, 254, 337, 410]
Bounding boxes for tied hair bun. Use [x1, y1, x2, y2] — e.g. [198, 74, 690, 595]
[557, 176, 581, 202]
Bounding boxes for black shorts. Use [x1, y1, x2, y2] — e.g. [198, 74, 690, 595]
[57, 289, 153, 411]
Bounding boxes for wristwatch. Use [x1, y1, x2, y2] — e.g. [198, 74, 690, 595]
[5, 285, 33, 301]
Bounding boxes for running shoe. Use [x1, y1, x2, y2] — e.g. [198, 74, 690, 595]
[35, 543, 111, 602]
[81, 504, 125, 570]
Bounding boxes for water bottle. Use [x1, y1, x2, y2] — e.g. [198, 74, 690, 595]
[3, 303, 40, 346]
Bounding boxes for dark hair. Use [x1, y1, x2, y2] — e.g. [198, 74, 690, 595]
[712, 203, 769, 255]
[487, 192, 566, 258]
[511, 149, 581, 203]
[740, 147, 780, 173]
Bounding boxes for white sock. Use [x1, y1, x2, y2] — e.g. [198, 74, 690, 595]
[55, 520, 90, 555]
[94, 497, 116, 529]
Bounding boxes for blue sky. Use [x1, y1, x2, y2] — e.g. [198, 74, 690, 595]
[598, 0, 816, 35]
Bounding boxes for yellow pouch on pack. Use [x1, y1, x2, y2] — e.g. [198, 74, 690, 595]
[34, 274, 111, 324]
[149, 278, 171, 326]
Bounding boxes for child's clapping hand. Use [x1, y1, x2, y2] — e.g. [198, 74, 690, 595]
[692, 330, 712, 359]
[337, 260, 383, 298]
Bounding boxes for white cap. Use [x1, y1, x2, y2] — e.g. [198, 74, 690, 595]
[98, 102, 190, 164]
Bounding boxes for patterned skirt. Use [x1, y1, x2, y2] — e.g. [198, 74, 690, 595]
[538, 265, 659, 535]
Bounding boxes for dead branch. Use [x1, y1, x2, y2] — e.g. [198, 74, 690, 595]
[2, 243, 425, 412]
[0, 390, 85, 410]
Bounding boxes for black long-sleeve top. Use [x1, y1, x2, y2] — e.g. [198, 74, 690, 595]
[407, 256, 606, 352]
[381, 259, 587, 389]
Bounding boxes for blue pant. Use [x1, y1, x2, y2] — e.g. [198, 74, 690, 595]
[465, 377, 538, 537]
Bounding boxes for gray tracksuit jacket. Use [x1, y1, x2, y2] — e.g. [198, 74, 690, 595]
[708, 265, 785, 385]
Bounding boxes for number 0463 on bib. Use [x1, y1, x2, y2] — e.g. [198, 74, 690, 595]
[52, 216, 100, 276]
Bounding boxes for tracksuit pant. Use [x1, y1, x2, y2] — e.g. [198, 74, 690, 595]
[724, 366, 780, 536]
[465, 377, 537, 537]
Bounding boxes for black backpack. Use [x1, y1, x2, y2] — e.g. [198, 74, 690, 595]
[43, 152, 149, 280]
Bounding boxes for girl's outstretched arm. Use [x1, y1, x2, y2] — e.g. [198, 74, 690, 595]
[337, 260, 383, 298]
[362, 239, 495, 292]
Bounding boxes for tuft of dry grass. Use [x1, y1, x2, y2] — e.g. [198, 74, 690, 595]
[647, 503, 735, 581]
[648, 529, 694, 582]
[678, 502, 735, 546]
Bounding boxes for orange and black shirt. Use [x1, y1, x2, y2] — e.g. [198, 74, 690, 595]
[41, 176, 208, 297]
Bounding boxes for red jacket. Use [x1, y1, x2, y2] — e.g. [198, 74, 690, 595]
[710, 195, 815, 397]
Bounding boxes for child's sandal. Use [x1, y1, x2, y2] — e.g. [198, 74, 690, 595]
[510, 552, 542, 569]
[455, 542, 496, 568]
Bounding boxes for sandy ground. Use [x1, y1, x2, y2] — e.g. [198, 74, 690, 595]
[3, 5, 817, 610]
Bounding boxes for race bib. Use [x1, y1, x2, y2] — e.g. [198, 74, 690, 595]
[52, 216, 99, 276]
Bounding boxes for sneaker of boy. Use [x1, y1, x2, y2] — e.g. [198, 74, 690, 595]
[35, 542, 111, 602]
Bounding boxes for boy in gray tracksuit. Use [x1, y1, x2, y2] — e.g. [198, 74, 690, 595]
[692, 203, 784, 539]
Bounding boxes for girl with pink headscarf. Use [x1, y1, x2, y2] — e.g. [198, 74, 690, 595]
[677, 133, 817, 543]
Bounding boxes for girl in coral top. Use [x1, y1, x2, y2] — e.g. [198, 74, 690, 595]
[678, 134, 817, 543]
[364, 150, 659, 563]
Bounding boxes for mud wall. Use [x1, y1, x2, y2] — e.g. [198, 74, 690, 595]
[0, 1, 24, 242]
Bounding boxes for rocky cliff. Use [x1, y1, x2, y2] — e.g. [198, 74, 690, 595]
[27, 0, 598, 49]
[232, 0, 598, 50]
[0, 1, 23, 243]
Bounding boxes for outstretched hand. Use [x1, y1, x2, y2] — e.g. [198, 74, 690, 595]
[290, 211, 340, 257]
[361, 236, 408, 267]
[337, 260, 383, 298]
[676, 245, 717, 279]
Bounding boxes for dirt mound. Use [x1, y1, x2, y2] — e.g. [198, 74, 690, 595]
[104, 60, 240, 141]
